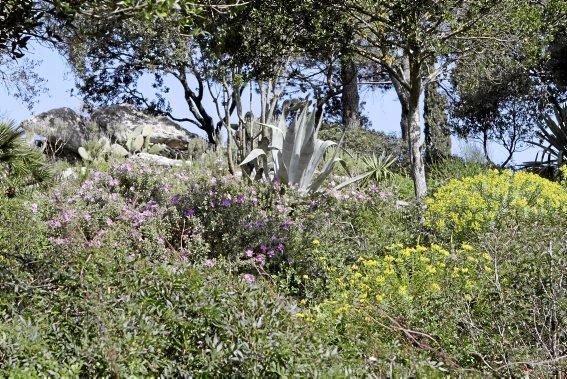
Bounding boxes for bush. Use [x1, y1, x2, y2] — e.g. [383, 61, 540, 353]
[424, 170, 567, 241]
[295, 243, 492, 372]
[0, 249, 363, 377]
[319, 125, 405, 163]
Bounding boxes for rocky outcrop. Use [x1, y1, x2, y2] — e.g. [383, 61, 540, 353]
[20, 105, 203, 158]
[90, 105, 199, 156]
[20, 108, 88, 153]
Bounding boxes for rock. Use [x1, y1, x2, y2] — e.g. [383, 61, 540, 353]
[20, 108, 88, 153]
[130, 152, 186, 167]
[90, 105, 199, 156]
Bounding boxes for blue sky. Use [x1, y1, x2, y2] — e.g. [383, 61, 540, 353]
[0, 43, 538, 165]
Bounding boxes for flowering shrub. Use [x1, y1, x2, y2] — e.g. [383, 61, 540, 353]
[424, 170, 567, 240]
[292, 243, 493, 372]
[306, 243, 491, 319]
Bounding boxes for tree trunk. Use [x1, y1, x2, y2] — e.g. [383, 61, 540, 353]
[391, 56, 428, 199]
[407, 100, 428, 199]
[340, 58, 361, 129]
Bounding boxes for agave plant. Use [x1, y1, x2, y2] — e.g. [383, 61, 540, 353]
[240, 102, 343, 193]
[0, 121, 52, 196]
[524, 102, 567, 172]
[334, 152, 396, 190]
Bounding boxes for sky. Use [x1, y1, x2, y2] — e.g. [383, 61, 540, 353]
[0, 43, 539, 165]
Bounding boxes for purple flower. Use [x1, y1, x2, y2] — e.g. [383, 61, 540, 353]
[267, 250, 276, 258]
[235, 195, 246, 204]
[48, 219, 62, 228]
[184, 208, 195, 217]
[170, 195, 181, 205]
[83, 213, 92, 221]
[221, 198, 232, 208]
[30, 203, 38, 214]
[204, 259, 216, 268]
[255, 254, 266, 266]
[281, 220, 294, 230]
[260, 243, 267, 253]
[277, 243, 285, 252]
[245, 249, 254, 258]
[242, 273, 256, 283]
[62, 210, 76, 223]
[49, 237, 68, 246]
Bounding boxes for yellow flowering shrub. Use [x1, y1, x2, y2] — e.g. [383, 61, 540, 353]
[424, 170, 567, 240]
[298, 243, 492, 332]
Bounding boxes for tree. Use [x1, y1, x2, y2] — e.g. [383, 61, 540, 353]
[340, 57, 361, 129]
[332, 0, 541, 198]
[424, 82, 451, 163]
[447, 1, 567, 167]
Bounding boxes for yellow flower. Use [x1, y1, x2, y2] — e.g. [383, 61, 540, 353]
[375, 293, 385, 303]
[461, 243, 474, 251]
[384, 267, 395, 276]
[312, 239, 320, 247]
[482, 252, 492, 261]
[430, 283, 441, 292]
[384, 255, 395, 263]
[398, 285, 408, 296]
[464, 294, 473, 301]
[302, 274, 309, 280]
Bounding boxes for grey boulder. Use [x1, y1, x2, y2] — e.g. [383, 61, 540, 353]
[91, 105, 199, 155]
[20, 108, 87, 153]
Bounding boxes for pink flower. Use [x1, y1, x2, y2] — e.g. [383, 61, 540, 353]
[30, 203, 38, 214]
[106, 218, 114, 226]
[242, 273, 255, 283]
[204, 259, 216, 268]
[245, 249, 254, 258]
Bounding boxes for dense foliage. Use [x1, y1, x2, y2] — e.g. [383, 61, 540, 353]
[2, 0, 567, 377]
[0, 152, 565, 376]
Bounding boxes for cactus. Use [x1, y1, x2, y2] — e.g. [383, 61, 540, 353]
[124, 125, 158, 154]
[110, 143, 129, 158]
[78, 146, 93, 162]
[80, 125, 165, 163]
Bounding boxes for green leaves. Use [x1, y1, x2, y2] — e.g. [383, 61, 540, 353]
[0, 121, 52, 197]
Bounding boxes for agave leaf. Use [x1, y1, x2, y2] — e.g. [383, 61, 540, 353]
[334, 171, 376, 191]
[240, 148, 267, 165]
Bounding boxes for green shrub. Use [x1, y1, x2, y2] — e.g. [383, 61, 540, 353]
[424, 170, 567, 241]
[319, 125, 405, 165]
[427, 156, 489, 190]
[0, 246, 364, 377]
